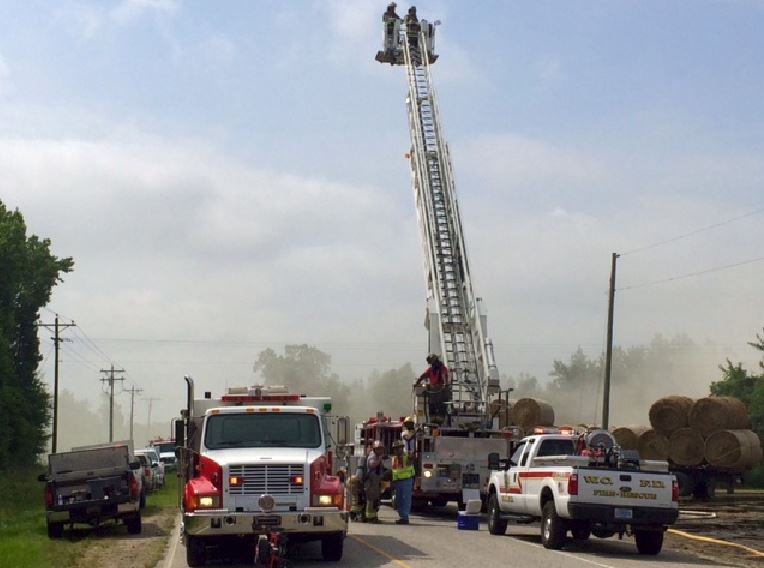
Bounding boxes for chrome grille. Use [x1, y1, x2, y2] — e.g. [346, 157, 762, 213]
[228, 464, 304, 495]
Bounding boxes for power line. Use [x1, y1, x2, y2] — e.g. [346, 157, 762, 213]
[618, 255, 764, 291]
[621, 204, 764, 257]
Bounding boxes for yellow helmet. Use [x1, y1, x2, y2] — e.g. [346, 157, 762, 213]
[403, 416, 415, 425]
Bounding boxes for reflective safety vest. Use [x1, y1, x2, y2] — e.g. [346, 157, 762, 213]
[391, 454, 415, 481]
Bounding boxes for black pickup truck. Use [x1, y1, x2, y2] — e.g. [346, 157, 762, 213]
[39, 443, 142, 537]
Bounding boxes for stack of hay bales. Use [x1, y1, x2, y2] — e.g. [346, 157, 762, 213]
[618, 395, 762, 470]
[510, 398, 554, 434]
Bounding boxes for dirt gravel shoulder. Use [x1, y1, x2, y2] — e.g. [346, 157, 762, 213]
[663, 495, 764, 567]
[69, 505, 177, 568]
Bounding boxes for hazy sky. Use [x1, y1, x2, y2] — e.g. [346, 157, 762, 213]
[2, 0, 763, 435]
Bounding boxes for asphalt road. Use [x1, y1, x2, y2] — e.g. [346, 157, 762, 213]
[165, 505, 725, 568]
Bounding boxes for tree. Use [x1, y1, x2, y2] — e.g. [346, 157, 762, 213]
[0, 200, 73, 468]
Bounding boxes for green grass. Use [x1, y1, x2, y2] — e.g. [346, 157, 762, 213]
[0, 468, 181, 568]
[0, 467, 84, 568]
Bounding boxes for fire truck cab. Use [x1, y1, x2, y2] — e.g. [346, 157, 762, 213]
[177, 379, 347, 566]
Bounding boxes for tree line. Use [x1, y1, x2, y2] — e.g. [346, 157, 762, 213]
[0, 200, 73, 469]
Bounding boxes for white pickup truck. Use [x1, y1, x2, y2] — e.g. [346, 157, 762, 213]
[486, 433, 679, 555]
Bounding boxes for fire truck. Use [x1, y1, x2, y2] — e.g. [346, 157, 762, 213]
[175, 377, 348, 566]
[371, 4, 519, 508]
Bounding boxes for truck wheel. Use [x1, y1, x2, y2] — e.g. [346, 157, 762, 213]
[635, 530, 663, 555]
[186, 536, 207, 567]
[256, 536, 272, 565]
[47, 520, 64, 539]
[321, 532, 344, 561]
[140, 489, 146, 508]
[541, 502, 566, 550]
[487, 493, 507, 536]
[126, 513, 142, 535]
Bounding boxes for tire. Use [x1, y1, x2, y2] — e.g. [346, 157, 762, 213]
[571, 523, 591, 541]
[431, 497, 448, 508]
[487, 493, 507, 536]
[256, 536, 272, 565]
[635, 530, 663, 555]
[321, 532, 344, 561]
[541, 501, 566, 550]
[126, 512, 142, 535]
[186, 536, 207, 567]
[47, 520, 64, 539]
[140, 489, 146, 508]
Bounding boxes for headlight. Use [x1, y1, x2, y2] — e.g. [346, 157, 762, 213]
[197, 495, 220, 508]
[423, 470, 433, 478]
[318, 495, 333, 506]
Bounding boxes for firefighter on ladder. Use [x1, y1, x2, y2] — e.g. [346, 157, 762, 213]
[391, 440, 415, 524]
[417, 354, 449, 423]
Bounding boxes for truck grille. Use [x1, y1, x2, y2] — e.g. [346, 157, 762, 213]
[228, 464, 304, 495]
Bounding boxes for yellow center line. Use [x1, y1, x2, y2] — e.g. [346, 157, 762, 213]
[349, 534, 415, 568]
[668, 528, 764, 557]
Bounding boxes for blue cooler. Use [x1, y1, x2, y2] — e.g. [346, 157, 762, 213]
[457, 512, 480, 530]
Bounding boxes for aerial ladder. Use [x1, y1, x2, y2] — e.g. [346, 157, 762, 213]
[376, 4, 501, 428]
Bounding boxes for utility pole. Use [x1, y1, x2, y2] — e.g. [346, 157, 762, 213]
[602, 252, 620, 430]
[39, 315, 76, 453]
[100, 364, 125, 442]
[144, 397, 160, 440]
[123, 385, 143, 445]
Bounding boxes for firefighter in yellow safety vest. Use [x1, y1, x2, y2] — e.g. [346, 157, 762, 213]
[391, 440, 415, 525]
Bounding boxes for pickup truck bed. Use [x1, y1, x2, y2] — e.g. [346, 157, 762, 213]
[41, 445, 142, 538]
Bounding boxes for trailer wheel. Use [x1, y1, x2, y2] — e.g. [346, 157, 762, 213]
[487, 493, 507, 536]
[46, 520, 64, 539]
[126, 512, 142, 535]
[186, 536, 207, 567]
[541, 501, 566, 550]
[321, 532, 344, 561]
[635, 530, 663, 555]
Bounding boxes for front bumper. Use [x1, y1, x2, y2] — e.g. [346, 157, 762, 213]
[567, 503, 678, 526]
[183, 508, 348, 538]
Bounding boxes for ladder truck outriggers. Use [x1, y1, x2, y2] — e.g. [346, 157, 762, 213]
[373, 3, 517, 509]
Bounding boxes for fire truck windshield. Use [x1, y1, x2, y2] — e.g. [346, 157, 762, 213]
[204, 413, 322, 449]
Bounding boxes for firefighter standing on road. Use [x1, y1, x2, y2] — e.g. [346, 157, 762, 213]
[364, 441, 385, 523]
[391, 440, 415, 525]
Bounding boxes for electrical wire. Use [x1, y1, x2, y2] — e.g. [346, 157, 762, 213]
[620, 205, 764, 256]
[618, 255, 764, 291]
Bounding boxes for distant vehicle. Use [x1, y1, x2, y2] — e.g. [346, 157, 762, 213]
[39, 442, 142, 537]
[150, 439, 177, 471]
[135, 453, 156, 491]
[136, 449, 163, 489]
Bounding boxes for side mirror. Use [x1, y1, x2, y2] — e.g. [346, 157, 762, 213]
[174, 418, 185, 449]
[38, 473, 48, 482]
[487, 452, 500, 471]
[129, 461, 141, 470]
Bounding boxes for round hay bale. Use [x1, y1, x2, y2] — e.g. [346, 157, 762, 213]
[649, 396, 694, 434]
[689, 397, 749, 437]
[668, 428, 705, 466]
[705, 429, 763, 469]
[612, 426, 648, 451]
[510, 398, 555, 429]
[638, 429, 670, 460]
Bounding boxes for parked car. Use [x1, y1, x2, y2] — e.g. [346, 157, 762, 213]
[137, 448, 164, 488]
[135, 453, 155, 491]
[150, 439, 177, 471]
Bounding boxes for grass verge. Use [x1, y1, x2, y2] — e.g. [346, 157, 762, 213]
[0, 467, 84, 568]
